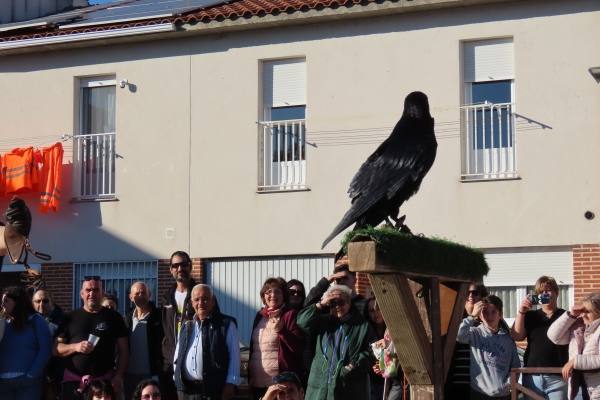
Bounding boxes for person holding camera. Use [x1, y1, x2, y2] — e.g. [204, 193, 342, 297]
[297, 284, 373, 400]
[511, 276, 569, 399]
[458, 295, 520, 400]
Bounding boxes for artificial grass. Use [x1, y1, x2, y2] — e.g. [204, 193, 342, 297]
[341, 226, 489, 281]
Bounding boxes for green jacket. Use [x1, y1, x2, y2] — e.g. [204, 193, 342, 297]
[297, 304, 373, 400]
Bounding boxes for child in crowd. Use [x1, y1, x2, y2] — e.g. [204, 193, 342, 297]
[83, 380, 115, 400]
[457, 295, 521, 400]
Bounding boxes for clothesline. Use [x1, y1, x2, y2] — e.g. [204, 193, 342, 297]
[0, 134, 72, 155]
[0, 142, 64, 213]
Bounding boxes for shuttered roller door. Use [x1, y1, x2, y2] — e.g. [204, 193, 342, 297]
[206, 255, 333, 345]
[263, 59, 306, 107]
[73, 260, 158, 316]
[464, 38, 514, 82]
[483, 248, 573, 287]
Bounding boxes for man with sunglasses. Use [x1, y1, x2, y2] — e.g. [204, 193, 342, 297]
[55, 276, 129, 400]
[161, 251, 198, 399]
[262, 372, 305, 400]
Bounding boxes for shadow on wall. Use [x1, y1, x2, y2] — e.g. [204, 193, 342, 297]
[0, 162, 158, 263]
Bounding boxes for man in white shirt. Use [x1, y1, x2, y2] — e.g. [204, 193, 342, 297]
[173, 284, 240, 400]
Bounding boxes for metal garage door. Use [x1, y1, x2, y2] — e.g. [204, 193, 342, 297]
[73, 260, 158, 316]
[206, 254, 334, 345]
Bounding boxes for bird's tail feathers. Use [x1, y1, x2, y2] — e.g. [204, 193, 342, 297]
[321, 213, 357, 249]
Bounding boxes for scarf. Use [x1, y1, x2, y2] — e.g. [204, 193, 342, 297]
[260, 306, 283, 332]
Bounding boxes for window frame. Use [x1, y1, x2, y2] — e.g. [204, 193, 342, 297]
[461, 39, 518, 182]
[73, 76, 117, 201]
[258, 58, 309, 193]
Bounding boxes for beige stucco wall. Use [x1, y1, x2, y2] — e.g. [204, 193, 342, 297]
[0, 0, 598, 262]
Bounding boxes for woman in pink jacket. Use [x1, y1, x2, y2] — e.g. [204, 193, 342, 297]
[548, 292, 600, 400]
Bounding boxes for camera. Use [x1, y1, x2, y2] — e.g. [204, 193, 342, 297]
[529, 293, 551, 305]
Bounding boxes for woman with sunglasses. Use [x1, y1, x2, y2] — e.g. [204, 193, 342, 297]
[0, 285, 53, 400]
[286, 280, 306, 311]
[297, 284, 372, 400]
[445, 283, 488, 399]
[249, 277, 304, 399]
[548, 292, 600, 399]
[132, 379, 161, 400]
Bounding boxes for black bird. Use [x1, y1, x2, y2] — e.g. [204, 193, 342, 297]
[321, 91, 437, 249]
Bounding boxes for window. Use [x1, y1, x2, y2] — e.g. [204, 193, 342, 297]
[73, 77, 116, 199]
[461, 39, 516, 180]
[73, 260, 158, 316]
[258, 59, 307, 192]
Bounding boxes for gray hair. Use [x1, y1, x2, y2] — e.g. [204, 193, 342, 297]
[583, 292, 600, 315]
[191, 284, 214, 298]
[130, 281, 151, 298]
[323, 284, 352, 301]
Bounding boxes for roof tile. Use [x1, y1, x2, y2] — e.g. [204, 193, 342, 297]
[0, 0, 388, 43]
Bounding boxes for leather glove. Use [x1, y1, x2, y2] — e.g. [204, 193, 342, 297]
[5, 197, 32, 237]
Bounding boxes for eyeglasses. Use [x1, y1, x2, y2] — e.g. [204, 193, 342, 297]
[468, 290, 480, 296]
[288, 289, 303, 296]
[141, 392, 161, 400]
[84, 276, 101, 281]
[33, 299, 50, 304]
[329, 299, 347, 307]
[170, 262, 190, 269]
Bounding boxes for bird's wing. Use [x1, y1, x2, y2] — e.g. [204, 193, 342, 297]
[321, 126, 436, 249]
[348, 136, 436, 218]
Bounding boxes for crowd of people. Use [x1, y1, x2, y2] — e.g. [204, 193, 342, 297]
[1, 250, 600, 400]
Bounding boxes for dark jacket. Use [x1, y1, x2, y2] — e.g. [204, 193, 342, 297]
[125, 302, 164, 375]
[161, 279, 197, 372]
[297, 304, 374, 400]
[249, 306, 305, 383]
[173, 308, 236, 398]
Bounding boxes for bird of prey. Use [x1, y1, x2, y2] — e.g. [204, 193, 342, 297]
[321, 91, 437, 249]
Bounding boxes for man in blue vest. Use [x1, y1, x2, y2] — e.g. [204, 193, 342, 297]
[173, 284, 240, 400]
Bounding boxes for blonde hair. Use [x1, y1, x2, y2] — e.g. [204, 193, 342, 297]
[534, 276, 559, 295]
[582, 292, 600, 316]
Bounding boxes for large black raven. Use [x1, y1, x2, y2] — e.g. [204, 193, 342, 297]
[321, 91, 437, 249]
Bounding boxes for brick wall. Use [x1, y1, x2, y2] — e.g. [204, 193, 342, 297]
[41, 263, 73, 312]
[573, 244, 600, 303]
[156, 257, 205, 307]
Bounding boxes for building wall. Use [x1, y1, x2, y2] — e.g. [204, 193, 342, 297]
[573, 244, 600, 303]
[0, 0, 597, 266]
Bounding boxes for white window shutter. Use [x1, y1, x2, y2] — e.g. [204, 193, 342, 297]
[464, 39, 514, 82]
[264, 59, 306, 107]
[482, 249, 573, 287]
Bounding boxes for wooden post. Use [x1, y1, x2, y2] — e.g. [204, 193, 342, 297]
[443, 282, 469, 379]
[369, 273, 433, 384]
[348, 239, 486, 400]
[430, 278, 444, 400]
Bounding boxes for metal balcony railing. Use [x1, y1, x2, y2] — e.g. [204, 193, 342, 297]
[461, 102, 517, 180]
[258, 119, 307, 191]
[73, 132, 116, 199]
